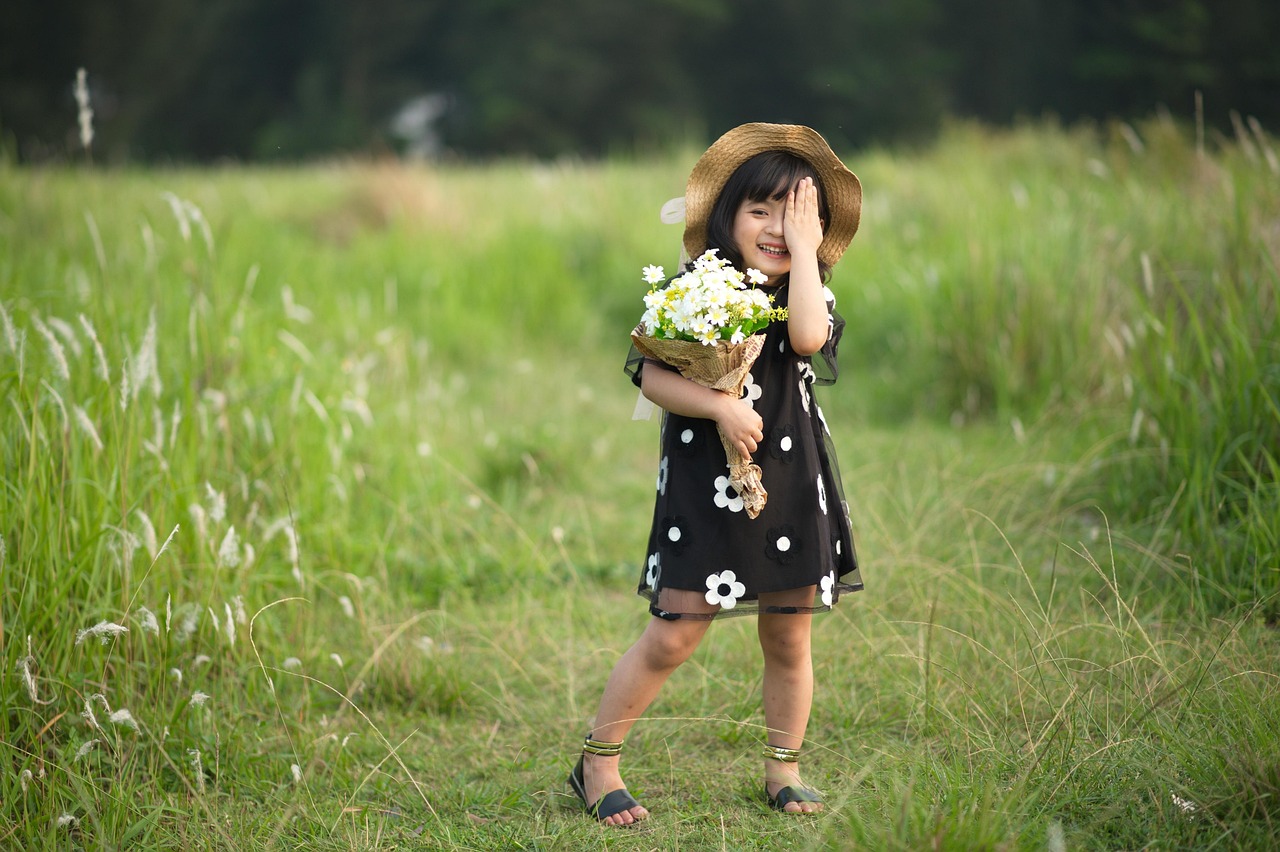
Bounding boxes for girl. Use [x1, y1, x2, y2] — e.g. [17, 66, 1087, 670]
[569, 123, 864, 825]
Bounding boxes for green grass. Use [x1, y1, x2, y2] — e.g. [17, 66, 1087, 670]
[2, 119, 1278, 849]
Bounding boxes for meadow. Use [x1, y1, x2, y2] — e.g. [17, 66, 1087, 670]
[1, 117, 1278, 849]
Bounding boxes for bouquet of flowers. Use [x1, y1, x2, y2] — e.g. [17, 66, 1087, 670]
[631, 250, 788, 519]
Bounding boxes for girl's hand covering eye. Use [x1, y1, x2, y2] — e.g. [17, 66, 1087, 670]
[783, 177, 824, 258]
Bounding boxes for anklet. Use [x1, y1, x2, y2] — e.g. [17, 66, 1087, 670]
[763, 744, 801, 763]
[583, 736, 625, 757]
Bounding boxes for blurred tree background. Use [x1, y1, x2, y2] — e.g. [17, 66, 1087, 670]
[2, 0, 1278, 162]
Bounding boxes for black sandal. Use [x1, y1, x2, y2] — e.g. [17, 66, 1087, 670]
[567, 735, 646, 824]
[763, 744, 823, 813]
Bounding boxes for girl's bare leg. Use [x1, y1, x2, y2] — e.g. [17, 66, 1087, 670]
[757, 586, 822, 814]
[583, 589, 715, 826]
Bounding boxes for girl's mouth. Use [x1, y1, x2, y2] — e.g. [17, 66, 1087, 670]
[758, 244, 788, 258]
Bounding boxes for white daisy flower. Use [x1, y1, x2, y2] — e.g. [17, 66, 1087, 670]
[713, 475, 744, 513]
[704, 570, 746, 609]
[740, 372, 762, 408]
[646, 553, 661, 588]
[821, 572, 836, 607]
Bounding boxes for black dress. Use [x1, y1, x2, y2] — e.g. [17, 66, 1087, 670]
[625, 282, 863, 620]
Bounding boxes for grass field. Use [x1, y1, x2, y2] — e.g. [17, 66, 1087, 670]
[2, 117, 1278, 849]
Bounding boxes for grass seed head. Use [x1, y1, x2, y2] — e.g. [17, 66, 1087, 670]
[72, 405, 104, 452]
[75, 621, 129, 645]
[135, 606, 159, 635]
[31, 316, 70, 381]
[17, 655, 39, 702]
[78, 313, 110, 384]
[40, 379, 69, 432]
[217, 526, 240, 568]
[118, 354, 130, 411]
[74, 740, 100, 761]
[108, 709, 139, 731]
[157, 524, 179, 560]
[189, 749, 206, 794]
[0, 300, 15, 352]
[205, 483, 226, 524]
[136, 510, 158, 559]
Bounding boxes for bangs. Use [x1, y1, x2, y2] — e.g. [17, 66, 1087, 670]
[742, 153, 822, 203]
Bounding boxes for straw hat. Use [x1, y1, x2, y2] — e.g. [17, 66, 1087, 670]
[681, 123, 862, 267]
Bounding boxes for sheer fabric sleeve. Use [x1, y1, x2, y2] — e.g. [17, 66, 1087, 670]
[623, 343, 646, 389]
[624, 345, 679, 389]
[812, 288, 845, 386]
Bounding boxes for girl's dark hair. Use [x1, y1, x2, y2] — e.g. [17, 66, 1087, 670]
[703, 151, 833, 283]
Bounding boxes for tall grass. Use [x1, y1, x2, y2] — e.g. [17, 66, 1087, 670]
[1, 124, 1278, 848]
[838, 116, 1279, 616]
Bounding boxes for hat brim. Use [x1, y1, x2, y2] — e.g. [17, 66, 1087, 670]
[682, 123, 861, 268]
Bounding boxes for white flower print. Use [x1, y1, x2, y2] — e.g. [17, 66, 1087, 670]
[798, 378, 811, 412]
[646, 552, 661, 588]
[817, 474, 827, 514]
[680, 428, 695, 445]
[667, 524, 682, 543]
[704, 570, 746, 609]
[713, 475, 744, 513]
[797, 362, 816, 383]
[740, 372, 762, 408]
[778, 338, 786, 354]
[657, 456, 669, 495]
[817, 404, 830, 435]
[821, 572, 836, 607]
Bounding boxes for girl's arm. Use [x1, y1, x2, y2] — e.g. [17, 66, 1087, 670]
[783, 177, 831, 356]
[641, 361, 764, 459]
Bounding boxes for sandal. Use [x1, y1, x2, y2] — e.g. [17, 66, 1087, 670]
[567, 735, 646, 824]
[763, 744, 823, 813]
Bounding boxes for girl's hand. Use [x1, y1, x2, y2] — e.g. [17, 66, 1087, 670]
[715, 395, 765, 460]
[783, 177, 824, 260]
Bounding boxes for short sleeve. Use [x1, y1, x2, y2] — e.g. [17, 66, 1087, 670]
[624, 347, 678, 389]
[623, 343, 646, 388]
[812, 287, 844, 386]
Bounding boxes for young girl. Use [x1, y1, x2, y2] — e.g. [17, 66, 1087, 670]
[568, 123, 864, 825]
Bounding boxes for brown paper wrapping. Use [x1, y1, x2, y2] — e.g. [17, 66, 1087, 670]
[631, 325, 769, 518]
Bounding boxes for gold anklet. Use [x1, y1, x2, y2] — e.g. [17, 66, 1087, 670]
[583, 736, 624, 757]
[763, 744, 801, 763]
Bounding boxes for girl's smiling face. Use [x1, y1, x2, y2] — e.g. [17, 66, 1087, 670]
[732, 192, 791, 285]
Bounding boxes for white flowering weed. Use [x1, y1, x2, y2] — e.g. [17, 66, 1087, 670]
[638, 250, 785, 346]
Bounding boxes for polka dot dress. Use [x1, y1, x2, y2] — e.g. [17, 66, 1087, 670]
[626, 283, 863, 620]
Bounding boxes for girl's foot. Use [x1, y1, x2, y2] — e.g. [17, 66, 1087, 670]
[764, 749, 823, 814]
[568, 746, 649, 827]
[583, 753, 649, 826]
[765, 774, 824, 814]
